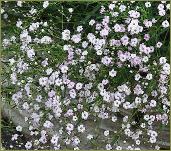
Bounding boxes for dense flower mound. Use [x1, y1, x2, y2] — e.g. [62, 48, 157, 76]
[1, 1, 170, 150]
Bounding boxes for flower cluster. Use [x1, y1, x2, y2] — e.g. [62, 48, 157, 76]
[1, 1, 170, 150]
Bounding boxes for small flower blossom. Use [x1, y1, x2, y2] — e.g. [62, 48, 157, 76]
[77, 124, 85, 133]
[89, 19, 95, 26]
[162, 20, 169, 28]
[81, 111, 89, 120]
[51, 134, 59, 146]
[25, 141, 32, 149]
[66, 123, 74, 131]
[43, 1, 49, 8]
[62, 29, 70, 41]
[43, 120, 54, 128]
[60, 65, 68, 73]
[16, 125, 22, 132]
[109, 69, 117, 77]
[68, 8, 73, 13]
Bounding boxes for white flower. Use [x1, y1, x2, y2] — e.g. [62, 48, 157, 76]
[144, 114, 150, 121]
[128, 19, 143, 34]
[130, 38, 138, 47]
[159, 57, 167, 64]
[43, 120, 54, 128]
[113, 24, 121, 32]
[101, 56, 112, 65]
[159, 9, 166, 16]
[29, 22, 39, 31]
[76, 82, 83, 90]
[106, 144, 112, 150]
[10, 36, 16, 42]
[135, 97, 141, 105]
[72, 116, 78, 121]
[27, 49, 35, 59]
[29, 7, 37, 15]
[109, 69, 117, 77]
[96, 50, 103, 55]
[22, 102, 29, 110]
[156, 42, 162, 48]
[144, 20, 152, 28]
[112, 116, 117, 122]
[166, 4, 170, 10]
[25, 141, 32, 149]
[145, 2, 151, 8]
[82, 41, 88, 48]
[66, 123, 74, 131]
[9, 58, 15, 65]
[77, 124, 85, 133]
[77, 26, 83, 32]
[3, 13, 8, 19]
[111, 12, 119, 17]
[89, 19, 95, 26]
[67, 81, 75, 89]
[119, 53, 127, 62]
[150, 100, 157, 107]
[17, 1, 22, 7]
[1, 8, 4, 14]
[43, 21, 48, 27]
[149, 130, 158, 137]
[157, 4, 164, 10]
[55, 78, 63, 86]
[71, 34, 81, 43]
[20, 30, 31, 44]
[104, 130, 109, 136]
[72, 137, 80, 146]
[152, 18, 157, 23]
[116, 146, 122, 150]
[69, 89, 76, 98]
[135, 74, 141, 81]
[81, 111, 89, 120]
[119, 5, 126, 12]
[109, 4, 115, 10]
[113, 100, 121, 107]
[62, 29, 70, 41]
[74, 147, 79, 150]
[102, 79, 109, 85]
[163, 63, 170, 71]
[129, 10, 140, 18]
[162, 20, 169, 28]
[11, 134, 19, 141]
[43, 1, 49, 8]
[82, 50, 88, 56]
[41, 36, 52, 44]
[16, 125, 22, 132]
[96, 23, 101, 30]
[100, 28, 109, 37]
[68, 8, 73, 13]
[60, 65, 68, 73]
[2, 39, 11, 48]
[46, 68, 53, 75]
[66, 109, 73, 116]
[103, 93, 110, 102]
[16, 20, 22, 28]
[146, 73, 153, 80]
[142, 56, 149, 63]
[51, 134, 59, 146]
[63, 44, 71, 51]
[39, 77, 48, 86]
[149, 136, 156, 143]
[87, 33, 96, 43]
[87, 134, 93, 140]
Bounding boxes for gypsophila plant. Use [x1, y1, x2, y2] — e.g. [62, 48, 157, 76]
[1, 1, 170, 150]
